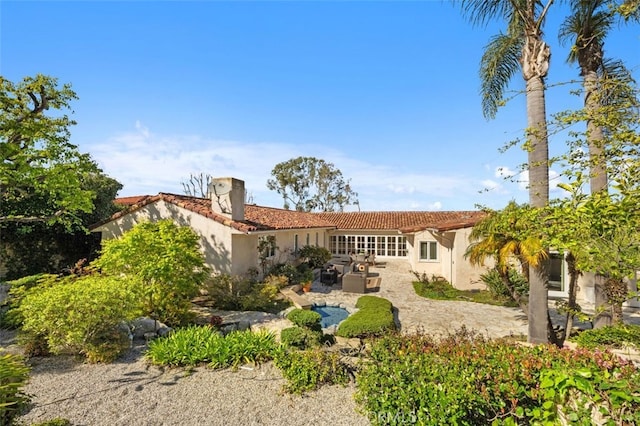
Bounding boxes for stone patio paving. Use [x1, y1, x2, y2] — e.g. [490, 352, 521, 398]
[289, 260, 640, 339]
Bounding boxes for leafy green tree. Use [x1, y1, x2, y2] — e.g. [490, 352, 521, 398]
[551, 78, 640, 326]
[460, 0, 555, 343]
[0, 74, 97, 227]
[0, 165, 122, 279]
[267, 156, 358, 212]
[93, 220, 209, 326]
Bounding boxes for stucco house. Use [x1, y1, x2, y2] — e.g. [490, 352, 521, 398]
[91, 177, 488, 290]
[92, 177, 638, 307]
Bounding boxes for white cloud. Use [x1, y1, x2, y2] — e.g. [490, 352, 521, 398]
[495, 166, 516, 178]
[90, 123, 515, 211]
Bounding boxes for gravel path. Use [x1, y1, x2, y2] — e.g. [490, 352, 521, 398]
[15, 342, 369, 426]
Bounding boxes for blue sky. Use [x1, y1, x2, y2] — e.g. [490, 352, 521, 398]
[2, 1, 638, 211]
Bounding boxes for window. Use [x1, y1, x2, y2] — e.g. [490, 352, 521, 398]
[258, 235, 276, 258]
[549, 252, 565, 292]
[328, 234, 409, 258]
[398, 236, 407, 257]
[419, 241, 438, 261]
[294, 234, 299, 253]
[306, 233, 310, 246]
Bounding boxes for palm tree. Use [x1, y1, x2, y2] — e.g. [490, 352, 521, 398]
[466, 202, 547, 311]
[460, 0, 554, 344]
[559, 0, 637, 328]
[559, 0, 615, 193]
[465, 202, 562, 344]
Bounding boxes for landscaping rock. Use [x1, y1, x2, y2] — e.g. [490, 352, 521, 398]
[130, 317, 172, 339]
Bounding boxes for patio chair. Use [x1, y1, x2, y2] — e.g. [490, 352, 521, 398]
[342, 272, 367, 293]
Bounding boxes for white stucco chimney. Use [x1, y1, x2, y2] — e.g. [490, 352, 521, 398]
[209, 177, 245, 221]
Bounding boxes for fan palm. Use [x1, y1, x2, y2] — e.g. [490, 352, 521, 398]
[460, 0, 553, 343]
[466, 202, 547, 309]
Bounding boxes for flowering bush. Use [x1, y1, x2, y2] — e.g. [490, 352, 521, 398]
[355, 329, 640, 425]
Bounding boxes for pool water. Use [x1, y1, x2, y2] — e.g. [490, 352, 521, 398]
[311, 305, 350, 328]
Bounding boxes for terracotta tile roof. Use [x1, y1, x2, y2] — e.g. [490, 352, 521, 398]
[114, 195, 150, 206]
[94, 193, 336, 234]
[314, 211, 485, 233]
[97, 193, 485, 234]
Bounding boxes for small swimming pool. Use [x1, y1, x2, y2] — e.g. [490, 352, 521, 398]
[311, 305, 350, 328]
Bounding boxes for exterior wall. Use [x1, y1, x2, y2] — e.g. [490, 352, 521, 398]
[409, 229, 449, 280]
[452, 228, 487, 290]
[573, 271, 640, 308]
[93, 200, 237, 275]
[409, 228, 489, 290]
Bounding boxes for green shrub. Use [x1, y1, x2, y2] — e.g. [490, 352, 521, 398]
[297, 245, 331, 269]
[19, 275, 142, 363]
[355, 330, 640, 425]
[480, 267, 529, 299]
[0, 274, 59, 329]
[280, 326, 322, 349]
[266, 263, 298, 284]
[204, 274, 285, 313]
[146, 326, 276, 369]
[286, 309, 322, 330]
[355, 295, 392, 311]
[273, 347, 350, 394]
[263, 274, 289, 289]
[573, 324, 640, 349]
[0, 353, 30, 425]
[93, 220, 208, 327]
[337, 296, 395, 338]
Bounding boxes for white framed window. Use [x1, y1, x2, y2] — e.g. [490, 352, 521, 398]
[419, 241, 438, 261]
[328, 234, 409, 258]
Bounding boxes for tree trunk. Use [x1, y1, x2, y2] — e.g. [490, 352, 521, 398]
[525, 74, 551, 345]
[593, 273, 612, 328]
[560, 252, 580, 345]
[584, 68, 611, 329]
[584, 70, 608, 193]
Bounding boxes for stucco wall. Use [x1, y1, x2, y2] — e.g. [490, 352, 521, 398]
[93, 200, 238, 275]
[408, 228, 489, 290]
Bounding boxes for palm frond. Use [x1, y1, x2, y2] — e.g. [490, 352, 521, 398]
[480, 32, 523, 119]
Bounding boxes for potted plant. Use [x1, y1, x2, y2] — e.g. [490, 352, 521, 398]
[300, 269, 314, 293]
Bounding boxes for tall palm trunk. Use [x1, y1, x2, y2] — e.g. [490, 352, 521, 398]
[584, 67, 611, 328]
[524, 48, 551, 345]
[584, 70, 608, 193]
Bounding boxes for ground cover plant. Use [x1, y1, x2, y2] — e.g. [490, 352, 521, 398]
[336, 296, 395, 338]
[355, 329, 640, 425]
[412, 272, 518, 307]
[573, 324, 640, 350]
[146, 326, 276, 369]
